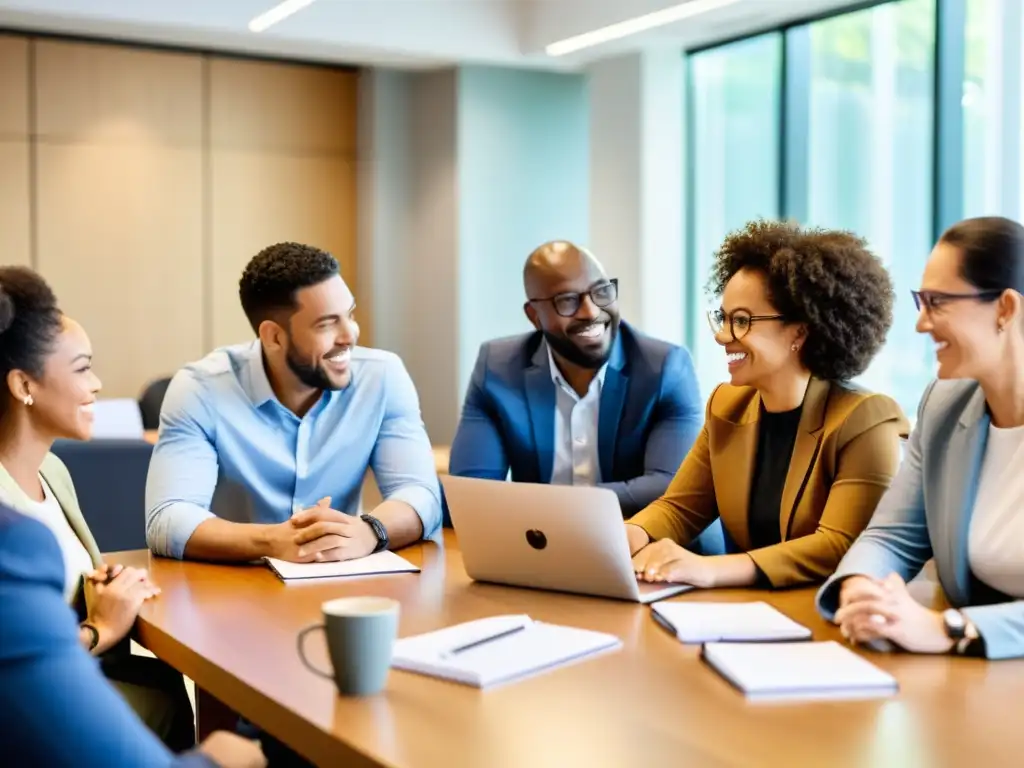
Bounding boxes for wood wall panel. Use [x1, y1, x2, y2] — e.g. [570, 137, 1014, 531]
[36, 144, 204, 398]
[210, 152, 357, 347]
[3, 33, 359, 397]
[0, 141, 31, 266]
[35, 39, 202, 145]
[210, 58, 357, 154]
[0, 35, 28, 138]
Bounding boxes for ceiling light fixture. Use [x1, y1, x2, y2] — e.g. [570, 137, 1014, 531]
[545, 0, 742, 56]
[249, 0, 318, 33]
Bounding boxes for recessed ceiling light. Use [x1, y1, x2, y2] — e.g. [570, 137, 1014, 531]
[545, 0, 742, 56]
[249, 0, 318, 33]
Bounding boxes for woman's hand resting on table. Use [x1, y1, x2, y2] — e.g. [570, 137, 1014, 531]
[631, 538, 712, 588]
[82, 564, 161, 655]
[834, 573, 954, 654]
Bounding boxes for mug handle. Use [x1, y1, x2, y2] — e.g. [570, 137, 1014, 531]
[296, 623, 334, 680]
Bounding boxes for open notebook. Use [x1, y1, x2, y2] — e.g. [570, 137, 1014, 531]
[264, 550, 420, 581]
[701, 640, 899, 701]
[391, 614, 622, 688]
[651, 601, 812, 644]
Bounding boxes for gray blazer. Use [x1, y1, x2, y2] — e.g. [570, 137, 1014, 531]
[817, 378, 1024, 660]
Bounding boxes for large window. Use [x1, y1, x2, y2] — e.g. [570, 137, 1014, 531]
[688, 33, 782, 392]
[963, 0, 1023, 219]
[802, 0, 936, 416]
[685, 0, 943, 419]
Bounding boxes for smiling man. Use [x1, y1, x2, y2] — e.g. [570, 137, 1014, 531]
[449, 241, 719, 541]
[145, 242, 441, 562]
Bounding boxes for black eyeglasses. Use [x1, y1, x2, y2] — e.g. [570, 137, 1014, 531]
[911, 289, 1004, 312]
[707, 308, 785, 340]
[528, 279, 618, 318]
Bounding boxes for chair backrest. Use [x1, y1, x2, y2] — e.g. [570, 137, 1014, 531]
[51, 439, 152, 553]
[91, 398, 145, 439]
[138, 376, 172, 430]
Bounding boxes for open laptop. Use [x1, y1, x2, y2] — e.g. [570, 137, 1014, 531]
[441, 475, 693, 603]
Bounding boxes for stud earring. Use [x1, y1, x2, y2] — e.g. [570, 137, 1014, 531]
[22, 395, 33, 406]
[791, 344, 800, 352]
[998, 324, 1006, 334]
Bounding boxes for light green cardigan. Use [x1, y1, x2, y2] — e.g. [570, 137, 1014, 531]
[0, 453, 103, 607]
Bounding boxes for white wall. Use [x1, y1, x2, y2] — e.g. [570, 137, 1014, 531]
[358, 65, 591, 444]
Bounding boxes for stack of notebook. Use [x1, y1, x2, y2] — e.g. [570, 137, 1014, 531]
[264, 550, 420, 581]
[700, 640, 899, 701]
[650, 601, 813, 643]
[391, 614, 622, 688]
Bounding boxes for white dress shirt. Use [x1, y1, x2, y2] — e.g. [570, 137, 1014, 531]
[968, 423, 1024, 598]
[546, 344, 606, 486]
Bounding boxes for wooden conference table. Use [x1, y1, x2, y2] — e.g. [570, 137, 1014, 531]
[119, 533, 1023, 768]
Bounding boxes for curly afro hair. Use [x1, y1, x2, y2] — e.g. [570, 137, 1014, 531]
[707, 219, 894, 381]
[239, 242, 339, 333]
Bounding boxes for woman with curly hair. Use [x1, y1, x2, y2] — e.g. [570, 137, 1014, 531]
[627, 219, 909, 589]
[819, 217, 1024, 660]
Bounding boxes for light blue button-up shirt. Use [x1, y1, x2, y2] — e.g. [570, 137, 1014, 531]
[145, 341, 442, 559]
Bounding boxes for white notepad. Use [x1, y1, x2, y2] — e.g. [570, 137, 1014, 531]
[651, 601, 812, 643]
[264, 550, 420, 581]
[391, 614, 622, 688]
[701, 640, 899, 701]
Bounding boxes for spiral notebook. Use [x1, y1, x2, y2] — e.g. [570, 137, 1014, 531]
[391, 615, 622, 688]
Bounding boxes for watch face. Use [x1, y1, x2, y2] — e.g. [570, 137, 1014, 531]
[943, 609, 966, 638]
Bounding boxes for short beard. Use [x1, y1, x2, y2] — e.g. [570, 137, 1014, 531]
[286, 345, 336, 390]
[543, 322, 618, 370]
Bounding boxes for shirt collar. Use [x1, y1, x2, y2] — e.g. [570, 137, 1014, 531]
[245, 342, 277, 408]
[545, 342, 608, 394]
[244, 341, 342, 412]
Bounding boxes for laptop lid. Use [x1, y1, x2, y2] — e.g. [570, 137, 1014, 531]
[441, 476, 690, 603]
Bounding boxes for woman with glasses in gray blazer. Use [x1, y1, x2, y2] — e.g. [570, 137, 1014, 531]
[818, 216, 1024, 660]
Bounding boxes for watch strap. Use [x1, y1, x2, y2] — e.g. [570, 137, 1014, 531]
[360, 514, 389, 553]
[80, 622, 100, 651]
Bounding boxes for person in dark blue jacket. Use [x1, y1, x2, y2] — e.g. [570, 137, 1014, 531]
[0, 502, 265, 767]
[449, 241, 723, 552]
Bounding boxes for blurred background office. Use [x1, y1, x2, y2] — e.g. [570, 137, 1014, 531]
[0, 0, 1018, 488]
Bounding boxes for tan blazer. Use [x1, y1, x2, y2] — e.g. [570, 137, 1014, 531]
[0, 453, 103, 609]
[629, 378, 909, 588]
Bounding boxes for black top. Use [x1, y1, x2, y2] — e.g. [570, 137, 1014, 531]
[748, 403, 804, 550]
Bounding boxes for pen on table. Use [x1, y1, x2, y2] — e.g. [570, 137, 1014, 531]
[442, 624, 528, 657]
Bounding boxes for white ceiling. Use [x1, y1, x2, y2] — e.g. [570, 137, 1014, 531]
[0, 0, 861, 69]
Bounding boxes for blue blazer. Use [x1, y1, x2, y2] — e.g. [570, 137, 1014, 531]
[449, 322, 705, 518]
[0, 504, 213, 766]
[817, 379, 1024, 660]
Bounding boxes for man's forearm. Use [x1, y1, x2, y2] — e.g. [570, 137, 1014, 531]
[371, 499, 425, 549]
[182, 518, 279, 562]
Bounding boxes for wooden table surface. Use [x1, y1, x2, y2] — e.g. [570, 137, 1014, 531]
[118, 533, 1024, 768]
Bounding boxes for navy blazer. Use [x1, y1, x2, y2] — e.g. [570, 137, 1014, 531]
[449, 322, 707, 519]
[818, 379, 1024, 660]
[0, 504, 213, 767]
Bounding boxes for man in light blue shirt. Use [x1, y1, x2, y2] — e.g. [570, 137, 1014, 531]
[146, 242, 441, 562]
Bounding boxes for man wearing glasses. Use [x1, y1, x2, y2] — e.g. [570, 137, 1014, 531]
[449, 241, 721, 550]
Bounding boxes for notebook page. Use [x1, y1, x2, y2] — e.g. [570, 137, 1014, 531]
[652, 601, 812, 643]
[265, 550, 419, 580]
[392, 616, 621, 688]
[702, 640, 897, 699]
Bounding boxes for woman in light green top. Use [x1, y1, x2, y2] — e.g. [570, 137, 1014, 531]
[0, 266, 195, 751]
